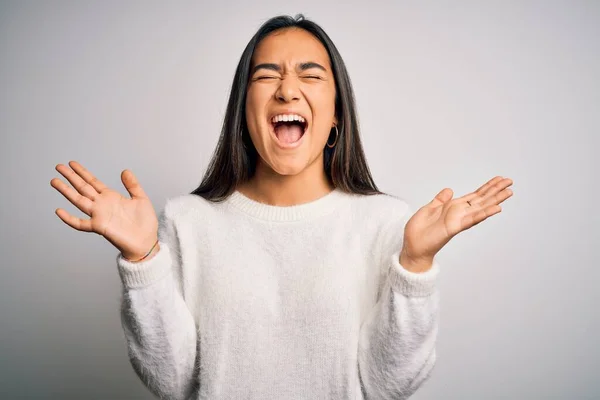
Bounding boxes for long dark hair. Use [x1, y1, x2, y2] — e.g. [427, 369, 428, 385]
[190, 14, 381, 201]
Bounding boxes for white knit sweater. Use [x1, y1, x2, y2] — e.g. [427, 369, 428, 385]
[116, 188, 440, 400]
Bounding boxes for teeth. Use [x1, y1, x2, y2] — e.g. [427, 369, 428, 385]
[271, 114, 306, 124]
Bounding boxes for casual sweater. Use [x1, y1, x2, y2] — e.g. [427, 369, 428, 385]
[116, 188, 441, 400]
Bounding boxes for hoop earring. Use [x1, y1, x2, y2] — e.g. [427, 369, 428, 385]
[326, 125, 339, 148]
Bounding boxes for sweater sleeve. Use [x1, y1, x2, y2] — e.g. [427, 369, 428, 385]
[357, 202, 441, 400]
[116, 200, 198, 400]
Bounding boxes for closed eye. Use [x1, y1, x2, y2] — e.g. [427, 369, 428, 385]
[255, 76, 278, 81]
[302, 75, 323, 80]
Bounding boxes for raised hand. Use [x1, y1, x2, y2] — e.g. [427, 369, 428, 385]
[400, 176, 514, 271]
[50, 161, 159, 261]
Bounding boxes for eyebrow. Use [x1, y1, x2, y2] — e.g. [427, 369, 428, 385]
[251, 61, 327, 75]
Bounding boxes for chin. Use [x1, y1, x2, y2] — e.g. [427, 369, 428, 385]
[268, 159, 309, 176]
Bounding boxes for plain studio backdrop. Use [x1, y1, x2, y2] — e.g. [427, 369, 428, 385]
[0, 1, 598, 399]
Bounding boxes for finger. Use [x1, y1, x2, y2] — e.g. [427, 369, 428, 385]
[50, 177, 93, 215]
[69, 161, 109, 194]
[121, 169, 148, 199]
[476, 178, 513, 205]
[55, 162, 99, 200]
[463, 205, 502, 230]
[474, 176, 505, 193]
[459, 177, 502, 205]
[55, 208, 93, 232]
[480, 188, 513, 209]
[462, 177, 512, 206]
[428, 188, 453, 209]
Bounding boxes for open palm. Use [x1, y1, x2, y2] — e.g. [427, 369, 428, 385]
[401, 176, 514, 263]
[50, 161, 158, 260]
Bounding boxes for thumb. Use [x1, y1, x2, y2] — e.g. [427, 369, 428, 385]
[121, 169, 148, 199]
[430, 188, 453, 207]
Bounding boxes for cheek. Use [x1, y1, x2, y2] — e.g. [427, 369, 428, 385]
[245, 90, 261, 134]
[245, 88, 256, 116]
[246, 87, 271, 130]
[307, 87, 337, 135]
[245, 89, 273, 156]
[311, 83, 336, 112]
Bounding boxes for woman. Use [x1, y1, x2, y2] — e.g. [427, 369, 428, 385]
[50, 14, 513, 400]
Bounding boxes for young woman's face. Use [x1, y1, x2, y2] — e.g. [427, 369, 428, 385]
[245, 28, 337, 177]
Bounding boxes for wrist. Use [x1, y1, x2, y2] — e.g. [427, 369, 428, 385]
[399, 251, 434, 273]
[123, 239, 160, 263]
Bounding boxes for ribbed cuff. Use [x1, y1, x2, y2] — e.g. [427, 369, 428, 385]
[388, 251, 440, 297]
[116, 242, 172, 289]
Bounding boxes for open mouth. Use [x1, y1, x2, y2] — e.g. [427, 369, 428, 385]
[271, 118, 308, 145]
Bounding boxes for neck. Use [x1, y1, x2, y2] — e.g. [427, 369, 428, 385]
[238, 157, 333, 206]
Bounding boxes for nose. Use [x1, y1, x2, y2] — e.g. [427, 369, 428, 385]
[275, 75, 301, 103]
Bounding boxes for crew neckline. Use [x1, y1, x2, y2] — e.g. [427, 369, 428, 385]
[227, 188, 347, 222]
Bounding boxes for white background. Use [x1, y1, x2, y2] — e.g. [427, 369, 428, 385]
[1, 1, 598, 398]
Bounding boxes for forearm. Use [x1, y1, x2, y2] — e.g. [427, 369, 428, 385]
[358, 252, 440, 400]
[118, 244, 198, 400]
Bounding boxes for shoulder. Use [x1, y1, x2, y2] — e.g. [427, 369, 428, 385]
[160, 193, 221, 221]
[346, 191, 413, 224]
